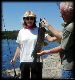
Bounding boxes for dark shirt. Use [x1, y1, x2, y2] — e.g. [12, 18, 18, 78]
[60, 22, 74, 70]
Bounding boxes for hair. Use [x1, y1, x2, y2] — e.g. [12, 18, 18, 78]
[60, 2, 73, 22]
[60, 2, 73, 13]
[22, 17, 37, 28]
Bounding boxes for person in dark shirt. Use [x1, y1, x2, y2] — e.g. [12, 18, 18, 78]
[37, 2, 74, 79]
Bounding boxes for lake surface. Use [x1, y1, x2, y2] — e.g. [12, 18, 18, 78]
[2, 39, 20, 71]
[2, 39, 59, 71]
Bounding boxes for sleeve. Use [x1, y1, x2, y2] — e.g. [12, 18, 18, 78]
[16, 31, 21, 44]
[60, 22, 74, 50]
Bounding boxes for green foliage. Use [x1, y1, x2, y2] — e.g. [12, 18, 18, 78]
[2, 30, 19, 40]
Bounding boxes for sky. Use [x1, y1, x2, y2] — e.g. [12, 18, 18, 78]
[2, 2, 64, 31]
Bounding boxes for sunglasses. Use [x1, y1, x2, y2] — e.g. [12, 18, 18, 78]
[24, 17, 35, 20]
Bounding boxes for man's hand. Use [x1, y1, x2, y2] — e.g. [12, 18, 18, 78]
[37, 50, 50, 56]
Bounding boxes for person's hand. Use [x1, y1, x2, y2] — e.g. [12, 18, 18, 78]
[10, 58, 16, 64]
[37, 50, 50, 56]
[40, 18, 49, 28]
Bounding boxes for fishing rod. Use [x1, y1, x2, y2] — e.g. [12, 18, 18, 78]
[2, 15, 18, 78]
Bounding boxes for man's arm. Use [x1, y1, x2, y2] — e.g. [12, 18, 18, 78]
[47, 25, 62, 40]
[40, 18, 62, 40]
[37, 46, 64, 55]
[46, 35, 61, 42]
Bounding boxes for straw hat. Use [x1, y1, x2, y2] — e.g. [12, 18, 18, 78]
[23, 11, 36, 18]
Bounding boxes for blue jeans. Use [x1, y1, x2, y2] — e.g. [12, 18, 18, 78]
[61, 70, 74, 79]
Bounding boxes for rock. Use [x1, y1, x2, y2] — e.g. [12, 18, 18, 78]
[2, 68, 21, 78]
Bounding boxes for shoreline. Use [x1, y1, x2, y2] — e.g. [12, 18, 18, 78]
[2, 53, 61, 79]
[2, 68, 21, 78]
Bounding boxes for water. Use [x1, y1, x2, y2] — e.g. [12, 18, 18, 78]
[2, 39, 59, 77]
[2, 39, 20, 71]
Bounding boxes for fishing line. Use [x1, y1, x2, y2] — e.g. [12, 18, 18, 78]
[2, 15, 18, 78]
[56, 2, 60, 10]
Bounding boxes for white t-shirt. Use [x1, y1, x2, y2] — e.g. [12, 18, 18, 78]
[16, 27, 38, 63]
